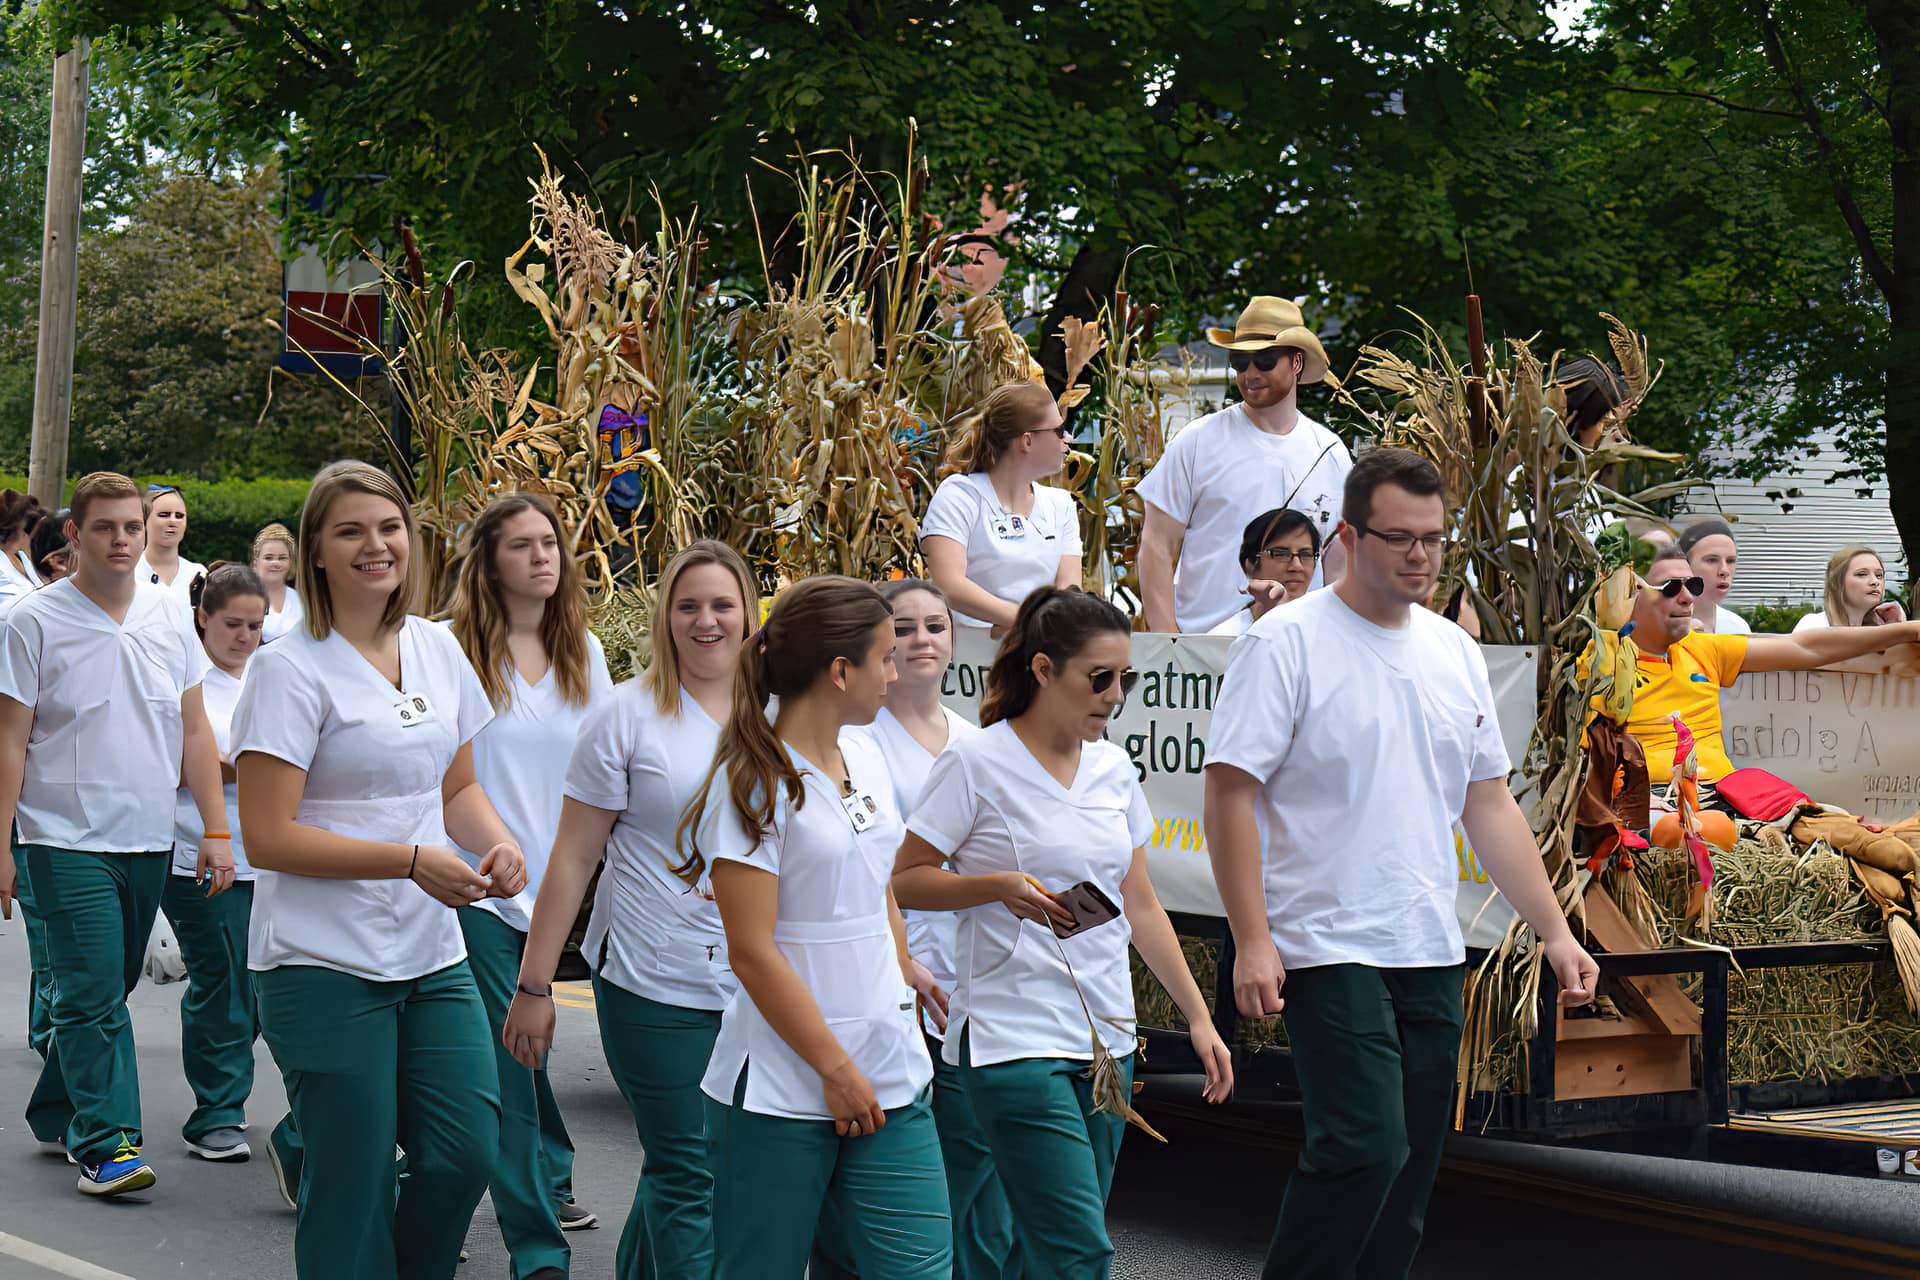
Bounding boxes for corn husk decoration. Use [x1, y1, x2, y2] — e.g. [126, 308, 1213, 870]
[1795, 811, 1920, 1013]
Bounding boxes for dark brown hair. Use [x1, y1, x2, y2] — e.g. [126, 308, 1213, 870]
[980, 586, 1130, 727]
[449, 493, 594, 709]
[189, 562, 268, 638]
[1342, 447, 1444, 531]
[941, 381, 1058, 475]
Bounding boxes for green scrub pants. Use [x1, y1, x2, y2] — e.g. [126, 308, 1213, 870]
[707, 1076, 952, 1280]
[592, 973, 721, 1279]
[460, 908, 572, 1280]
[161, 875, 258, 1142]
[19, 846, 168, 1163]
[255, 959, 500, 1280]
[957, 1031, 1136, 1280]
[11, 843, 55, 1058]
[1261, 963, 1465, 1280]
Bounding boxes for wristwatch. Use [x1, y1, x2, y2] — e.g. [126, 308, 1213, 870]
[515, 982, 552, 999]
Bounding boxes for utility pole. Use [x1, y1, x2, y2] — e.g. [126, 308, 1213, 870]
[28, 38, 90, 509]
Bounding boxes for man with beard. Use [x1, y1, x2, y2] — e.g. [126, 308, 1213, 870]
[1137, 297, 1350, 633]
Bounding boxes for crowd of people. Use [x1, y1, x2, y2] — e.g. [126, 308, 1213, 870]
[0, 293, 1910, 1280]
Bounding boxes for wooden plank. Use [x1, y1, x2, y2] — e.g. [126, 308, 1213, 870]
[1554, 1032, 1694, 1100]
[1581, 883, 1704, 1036]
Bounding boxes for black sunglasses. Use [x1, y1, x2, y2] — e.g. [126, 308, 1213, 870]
[1229, 349, 1296, 374]
[1656, 575, 1707, 599]
[1086, 666, 1139, 697]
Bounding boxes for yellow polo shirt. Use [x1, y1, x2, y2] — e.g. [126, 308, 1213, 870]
[1595, 631, 1748, 784]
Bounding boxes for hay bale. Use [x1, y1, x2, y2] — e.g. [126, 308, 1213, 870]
[1130, 939, 1288, 1050]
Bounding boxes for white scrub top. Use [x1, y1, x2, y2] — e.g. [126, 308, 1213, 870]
[457, 631, 614, 932]
[919, 472, 1083, 627]
[262, 587, 305, 644]
[11, 549, 42, 587]
[909, 720, 1152, 1068]
[230, 615, 494, 981]
[136, 554, 206, 609]
[0, 580, 209, 852]
[173, 663, 254, 879]
[701, 730, 933, 1119]
[844, 705, 980, 1040]
[565, 681, 735, 1010]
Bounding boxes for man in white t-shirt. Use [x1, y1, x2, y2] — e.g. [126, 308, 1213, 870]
[1204, 447, 1598, 1279]
[1137, 296, 1352, 633]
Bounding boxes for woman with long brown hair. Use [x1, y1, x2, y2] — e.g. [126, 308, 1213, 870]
[448, 492, 613, 1275]
[504, 540, 757, 1279]
[684, 575, 951, 1278]
[232, 460, 528, 1278]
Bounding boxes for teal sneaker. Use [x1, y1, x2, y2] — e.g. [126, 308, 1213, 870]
[77, 1142, 156, 1197]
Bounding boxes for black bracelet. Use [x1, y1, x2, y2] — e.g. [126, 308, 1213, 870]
[516, 982, 552, 999]
[407, 844, 420, 880]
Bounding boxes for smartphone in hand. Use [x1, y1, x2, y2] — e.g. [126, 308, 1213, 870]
[1050, 881, 1122, 939]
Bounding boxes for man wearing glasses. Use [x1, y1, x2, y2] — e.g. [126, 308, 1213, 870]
[1599, 545, 1920, 794]
[1205, 448, 1600, 1279]
[1137, 297, 1351, 633]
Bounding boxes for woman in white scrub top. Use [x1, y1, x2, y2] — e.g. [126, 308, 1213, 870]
[893, 586, 1233, 1278]
[0, 491, 42, 609]
[681, 575, 951, 1279]
[447, 493, 614, 1275]
[135, 486, 204, 606]
[161, 564, 269, 1164]
[232, 460, 529, 1280]
[505, 539, 758, 1280]
[921, 380, 1083, 631]
[252, 523, 306, 643]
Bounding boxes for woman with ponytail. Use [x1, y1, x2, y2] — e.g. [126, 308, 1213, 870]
[503, 540, 757, 1279]
[161, 564, 269, 1162]
[921, 381, 1083, 632]
[893, 586, 1233, 1277]
[683, 575, 951, 1278]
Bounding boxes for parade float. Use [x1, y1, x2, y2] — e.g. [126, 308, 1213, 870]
[293, 139, 1920, 1256]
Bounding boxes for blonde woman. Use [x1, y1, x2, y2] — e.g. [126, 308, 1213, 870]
[233, 460, 528, 1278]
[504, 540, 756, 1279]
[136, 486, 204, 605]
[446, 492, 613, 1275]
[1794, 546, 1908, 632]
[921, 381, 1082, 631]
[252, 523, 305, 643]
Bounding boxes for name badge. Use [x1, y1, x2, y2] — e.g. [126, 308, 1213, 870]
[839, 788, 879, 833]
[393, 693, 438, 728]
[989, 513, 1028, 540]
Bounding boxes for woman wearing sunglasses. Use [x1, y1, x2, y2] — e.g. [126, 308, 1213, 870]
[893, 586, 1232, 1277]
[1208, 507, 1322, 636]
[921, 381, 1083, 634]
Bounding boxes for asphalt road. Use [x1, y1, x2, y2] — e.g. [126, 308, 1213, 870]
[0, 909, 1897, 1279]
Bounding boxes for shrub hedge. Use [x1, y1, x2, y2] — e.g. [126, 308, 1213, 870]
[0, 473, 312, 565]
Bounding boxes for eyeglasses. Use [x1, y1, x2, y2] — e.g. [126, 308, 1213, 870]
[1229, 349, 1296, 374]
[1257, 547, 1319, 566]
[1655, 576, 1706, 599]
[1086, 666, 1139, 697]
[1354, 524, 1449, 556]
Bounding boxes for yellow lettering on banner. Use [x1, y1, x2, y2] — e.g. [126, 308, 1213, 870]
[1456, 832, 1489, 884]
[1152, 817, 1208, 853]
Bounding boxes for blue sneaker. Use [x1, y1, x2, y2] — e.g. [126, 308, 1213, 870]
[77, 1143, 156, 1197]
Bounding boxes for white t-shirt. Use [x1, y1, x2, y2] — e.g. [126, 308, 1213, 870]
[173, 664, 254, 879]
[262, 587, 305, 644]
[12, 550, 42, 587]
[0, 580, 209, 851]
[700, 731, 933, 1119]
[1136, 405, 1351, 633]
[909, 720, 1154, 1067]
[136, 554, 206, 609]
[564, 680, 735, 1011]
[845, 705, 981, 1038]
[1207, 589, 1509, 970]
[1207, 609, 1251, 638]
[459, 632, 614, 932]
[919, 472, 1083, 627]
[0, 561, 36, 612]
[1792, 611, 1830, 634]
[230, 616, 494, 981]
[1699, 604, 1751, 635]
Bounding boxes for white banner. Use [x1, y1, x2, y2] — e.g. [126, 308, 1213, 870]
[1722, 668, 1920, 819]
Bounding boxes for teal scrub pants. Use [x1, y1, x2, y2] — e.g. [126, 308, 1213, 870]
[957, 1032, 1136, 1280]
[460, 908, 572, 1280]
[707, 1077, 952, 1280]
[160, 874, 258, 1142]
[592, 973, 721, 1279]
[11, 843, 55, 1058]
[1261, 963, 1465, 1280]
[20, 846, 168, 1163]
[255, 959, 500, 1280]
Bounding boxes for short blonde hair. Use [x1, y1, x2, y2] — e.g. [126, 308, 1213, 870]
[251, 522, 298, 590]
[297, 461, 416, 640]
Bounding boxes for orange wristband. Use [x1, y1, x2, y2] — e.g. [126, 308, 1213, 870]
[202, 831, 231, 840]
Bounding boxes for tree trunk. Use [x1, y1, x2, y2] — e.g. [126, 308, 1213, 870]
[1036, 243, 1125, 398]
[1866, 0, 1920, 579]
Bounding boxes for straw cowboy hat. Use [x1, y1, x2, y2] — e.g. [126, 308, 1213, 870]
[1206, 296, 1332, 385]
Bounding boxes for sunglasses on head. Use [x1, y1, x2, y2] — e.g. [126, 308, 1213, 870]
[1229, 348, 1295, 374]
[1086, 666, 1139, 697]
[1655, 575, 1706, 598]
